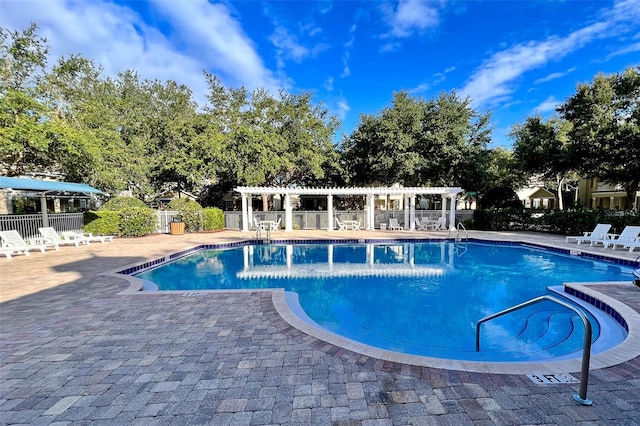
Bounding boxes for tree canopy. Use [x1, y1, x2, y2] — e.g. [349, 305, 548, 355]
[340, 91, 493, 193]
[512, 67, 640, 210]
[559, 67, 640, 209]
[2, 23, 638, 211]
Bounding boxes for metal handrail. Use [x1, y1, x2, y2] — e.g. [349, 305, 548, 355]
[475, 295, 593, 406]
[450, 221, 468, 241]
[255, 226, 271, 242]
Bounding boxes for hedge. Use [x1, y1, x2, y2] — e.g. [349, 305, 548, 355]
[473, 208, 639, 235]
[84, 207, 157, 237]
[202, 207, 225, 231]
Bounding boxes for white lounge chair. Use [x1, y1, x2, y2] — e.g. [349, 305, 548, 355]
[604, 226, 640, 250]
[623, 238, 640, 253]
[60, 230, 114, 243]
[0, 230, 52, 259]
[566, 224, 613, 245]
[335, 217, 346, 231]
[39, 227, 87, 247]
[388, 218, 403, 231]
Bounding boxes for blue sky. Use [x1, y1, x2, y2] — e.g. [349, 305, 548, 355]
[2, 0, 639, 147]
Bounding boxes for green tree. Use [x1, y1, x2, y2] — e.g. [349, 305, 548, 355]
[204, 74, 340, 209]
[510, 115, 577, 209]
[341, 92, 423, 186]
[0, 23, 53, 176]
[558, 67, 640, 209]
[341, 90, 493, 192]
[0, 23, 48, 92]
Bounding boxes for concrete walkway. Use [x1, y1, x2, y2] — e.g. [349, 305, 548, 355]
[1, 230, 639, 425]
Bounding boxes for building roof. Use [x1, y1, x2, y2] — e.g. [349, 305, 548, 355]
[516, 187, 555, 200]
[235, 186, 463, 196]
[0, 177, 105, 194]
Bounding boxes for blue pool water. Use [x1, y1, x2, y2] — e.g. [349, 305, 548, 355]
[136, 241, 633, 362]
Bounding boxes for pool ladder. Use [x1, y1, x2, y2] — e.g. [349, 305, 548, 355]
[450, 221, 468, 242]
[449, 222, 469, 256]
[255, 225, 271, 243]
[476, 295, 593, 406]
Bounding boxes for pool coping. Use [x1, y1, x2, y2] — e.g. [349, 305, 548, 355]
[106, 237, 640, 375]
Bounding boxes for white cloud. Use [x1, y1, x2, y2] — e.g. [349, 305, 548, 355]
[341, 51, 351, 78]
[381, 0, 440, 39]
[150, 0, 284, 93]
[270, 26, 311, 66]
[1, 0, 286, 107]
[533, 96, 559, 114]
[410, 68, 450, 94]
[323, 76, 334, 91]
[335, 98, 350, 120]
[534, 68, 576, 85]
[606, 41, 640, 59]
[459, 0, 640, 108]
[345, 24, 357, 48]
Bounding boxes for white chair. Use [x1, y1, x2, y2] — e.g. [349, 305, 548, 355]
[430, 217, 446, 230]
[0, 230, 52, 259]
[415, 219, 428, 231]
[351, 220, 361, 231]
[604, 226, 640, 250]
[39, 227, 87, 247]
[623, 238, 640, 253]
[388, 218, 403, 231]
[566, 224, 613, 245]
[335, 217, 346, 231]
[60, 230, 114, 243]
[270, 218, 281, 232]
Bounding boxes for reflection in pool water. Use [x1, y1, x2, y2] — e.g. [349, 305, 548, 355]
[136, 242, 632, 362]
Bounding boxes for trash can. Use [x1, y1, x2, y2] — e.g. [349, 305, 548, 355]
[169, 219, 185, 235]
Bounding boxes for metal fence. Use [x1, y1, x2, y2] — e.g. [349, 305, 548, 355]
[156, 211, 181, 233]
[0, 213, 85, 240]
[0, 209, 475, 239]
[224, 209, 475, 230]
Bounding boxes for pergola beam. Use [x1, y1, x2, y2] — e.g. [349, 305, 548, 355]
[235, 186, 464, 232]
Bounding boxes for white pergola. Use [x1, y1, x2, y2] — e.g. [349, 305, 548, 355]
[235, 186, 464, 232]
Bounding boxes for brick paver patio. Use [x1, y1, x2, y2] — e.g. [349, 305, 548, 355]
[1, 230, 639, 425]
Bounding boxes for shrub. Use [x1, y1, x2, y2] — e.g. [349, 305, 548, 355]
[100, 196, 147, 210]
[473, 207, 640, 234]
[202, 207, 225, 231]
[118, 207, 157, 237]
[84, 207, 156, 237]
[84, 211, 120, 236]
[167, 198, 203, 232]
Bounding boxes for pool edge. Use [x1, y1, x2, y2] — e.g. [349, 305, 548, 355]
[109, 237, 640, 374]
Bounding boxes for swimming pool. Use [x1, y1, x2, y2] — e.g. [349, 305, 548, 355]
[135, 241, 633, 362]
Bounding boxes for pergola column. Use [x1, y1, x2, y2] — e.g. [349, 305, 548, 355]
[409, 195, 416, 230]
[440, 195, 447, 228]
[366, 194, 375, 230]
[241, 194, 249, 232]
[448, 195, 457, 231]
[285, 194, 293, 231]
[404, 196, 410, 230]
[327, 195, 334, 231]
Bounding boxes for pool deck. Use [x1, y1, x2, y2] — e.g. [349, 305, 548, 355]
[1, 230, 639, 425]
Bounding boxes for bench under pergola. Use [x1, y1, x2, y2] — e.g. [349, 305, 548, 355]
[235, 186, 464, 232]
